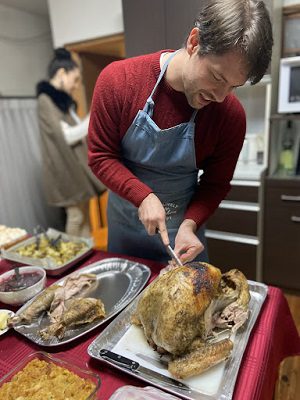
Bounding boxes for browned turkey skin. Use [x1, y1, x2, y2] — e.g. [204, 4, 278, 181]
[132, 262, 250, 379]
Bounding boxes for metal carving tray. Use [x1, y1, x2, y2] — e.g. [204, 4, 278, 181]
[88, 280, 268, 400]
[0, 228, 93, 276]
[13, 258, 151, 347]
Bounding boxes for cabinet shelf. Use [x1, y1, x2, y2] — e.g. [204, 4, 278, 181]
[270, 176, 300, 181]
[265, 175, 300, 183]
[263, 177, 300, 290]
[271, 113, 300, 120]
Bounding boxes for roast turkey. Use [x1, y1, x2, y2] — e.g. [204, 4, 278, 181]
[132, 262, 250, 379]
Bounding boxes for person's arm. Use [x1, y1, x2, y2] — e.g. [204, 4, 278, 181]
[185, 96, 246, 228]
[88, 63, 171, 242]
[60, 114, 89, 146]
[88, 63, 154, 206]
[175, 96, 246, 262]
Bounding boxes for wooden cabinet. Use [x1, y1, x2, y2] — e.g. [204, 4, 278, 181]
[262, 1, 300, 290]
[66, 35, 125, 116]
[206, 181, 261, 280]
[122, 0, 206, 57]
[282, 4, 300, 58]
[263, 178, 300, 290]
[122, 0, 273, 58]
[205, 238, 258, 279]
[122, 0, 165, 57]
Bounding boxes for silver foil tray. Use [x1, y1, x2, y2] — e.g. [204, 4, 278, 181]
[0, 228, 93, 276]
[88, 280, 268, 400]
[13, 258, 151, 347]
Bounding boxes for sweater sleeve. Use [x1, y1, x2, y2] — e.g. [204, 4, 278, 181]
[88, 63, 153, 207]
[60, 115, 89, 145]
[184, 96, 246, 228]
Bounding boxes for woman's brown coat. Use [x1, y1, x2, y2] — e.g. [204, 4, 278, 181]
[37, 93, 105, 207]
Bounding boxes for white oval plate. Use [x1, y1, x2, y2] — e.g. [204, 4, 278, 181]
[0, 309, 15, 336]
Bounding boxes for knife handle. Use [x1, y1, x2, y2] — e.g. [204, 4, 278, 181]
[100, 349, 139, 371]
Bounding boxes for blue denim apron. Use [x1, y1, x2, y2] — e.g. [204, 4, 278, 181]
[107, 52, 208, 262]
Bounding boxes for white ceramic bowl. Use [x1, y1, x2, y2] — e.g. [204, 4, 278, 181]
[0, 266, 46, 305]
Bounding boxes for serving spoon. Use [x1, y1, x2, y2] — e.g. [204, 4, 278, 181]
[7, 266, 26, 291]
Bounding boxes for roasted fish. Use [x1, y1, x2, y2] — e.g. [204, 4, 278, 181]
[40, 297, 106, 340]
[8, 285, 59, 326]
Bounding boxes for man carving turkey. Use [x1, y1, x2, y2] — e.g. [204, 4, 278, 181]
[88, 0, 273, 263]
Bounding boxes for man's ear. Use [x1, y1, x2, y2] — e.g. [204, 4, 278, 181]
[186, 27, 200, 55]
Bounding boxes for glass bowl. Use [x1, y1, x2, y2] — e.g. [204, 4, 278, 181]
[0, 266, 46, 305]
[0, 351, 101, 400]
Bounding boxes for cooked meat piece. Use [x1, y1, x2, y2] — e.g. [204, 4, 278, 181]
[62, 273, 97, 298]
[8, 285, 59, 326]
[49, 273, 97, 323]
[168, 338, 233, 379]
[133, 262, 222, 355]
[9, 273, 98, 326]
[213, 269, 250, 332]
[40, 297, 106, 340]
[133, 262, 250, 378]
[48, 286, 66, 324]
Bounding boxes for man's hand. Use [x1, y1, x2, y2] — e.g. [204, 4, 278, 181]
[174, 219, 204, 263]
[138, 193, 169, 245]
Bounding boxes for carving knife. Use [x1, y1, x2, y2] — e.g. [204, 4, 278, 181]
[156, 229, 183, 266]
[165, 244, 183, 266]
[99, 349, 190, 391]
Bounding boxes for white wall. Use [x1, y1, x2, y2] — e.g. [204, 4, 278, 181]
[47, 0, 123, 48]
[0, 4, 53, 96]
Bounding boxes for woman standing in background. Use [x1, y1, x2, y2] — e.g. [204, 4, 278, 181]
[37, 48, 105, 237]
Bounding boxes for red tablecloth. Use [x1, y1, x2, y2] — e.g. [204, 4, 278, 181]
[0, 251, 299, 400]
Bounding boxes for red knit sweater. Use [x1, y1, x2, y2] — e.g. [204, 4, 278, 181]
[88, 51, 246, 228]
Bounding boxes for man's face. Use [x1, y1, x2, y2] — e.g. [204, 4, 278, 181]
[181, 47, 248, 109]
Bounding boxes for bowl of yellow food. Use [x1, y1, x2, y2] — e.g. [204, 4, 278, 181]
[0, 266, 46, 305]
[0, 351, 101, 400]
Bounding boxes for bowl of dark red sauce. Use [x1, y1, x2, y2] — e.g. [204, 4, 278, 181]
[0, 266, 46, 305]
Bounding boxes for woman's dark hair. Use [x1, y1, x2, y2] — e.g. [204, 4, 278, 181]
[48, 48, 79, 79]
[188, 0, 273, 85]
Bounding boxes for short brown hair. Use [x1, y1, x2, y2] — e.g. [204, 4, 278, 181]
[190, 0, 273, 85]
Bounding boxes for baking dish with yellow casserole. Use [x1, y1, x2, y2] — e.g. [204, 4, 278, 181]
[0, 351, 101, 400]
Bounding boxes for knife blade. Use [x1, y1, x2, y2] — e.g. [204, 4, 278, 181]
[99, 349, 190, 391]
[165, 244, 183, 266]
[156, 229, 183, 266]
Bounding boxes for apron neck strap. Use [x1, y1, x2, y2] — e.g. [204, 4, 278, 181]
[190, 109, 198, 122]
[150, 51, 178, 98]
[144, 50, 179, 116]
[144, 50, 198, 122]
